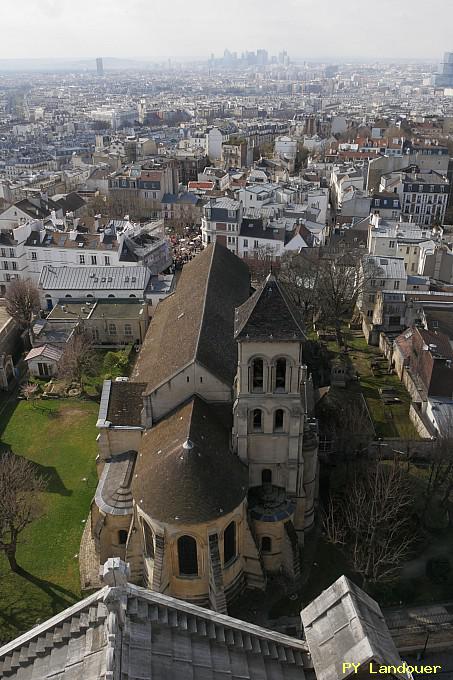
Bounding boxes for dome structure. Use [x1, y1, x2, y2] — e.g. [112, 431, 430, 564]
[132, 396, 248, 524]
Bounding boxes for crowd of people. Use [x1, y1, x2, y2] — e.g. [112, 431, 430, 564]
[169, 226, 204, 269]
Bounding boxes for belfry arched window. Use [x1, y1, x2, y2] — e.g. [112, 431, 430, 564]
[275, 358, 287, 392]
[178, 535, 198, 576]
[251, 358, 264, 392]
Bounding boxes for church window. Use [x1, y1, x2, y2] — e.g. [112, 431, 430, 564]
[261, 536, 272, 553]
[178, 535, 198, 576]
[143, 523, 154, 558]
[252, 409, 263, 432]
[118, 530, 128, 545]
[275, 358, 287, 392]
[223, 521, 236, 565]
[274, 409, 284, 432]
[251, 358, 264, 392]
[262, 468, 272, 485]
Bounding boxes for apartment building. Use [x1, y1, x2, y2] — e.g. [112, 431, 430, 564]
[201, 198, 242, 253]
[367, 215, 436, 275]
[380, 165, 449, 226]
[0, 218, 171, 293]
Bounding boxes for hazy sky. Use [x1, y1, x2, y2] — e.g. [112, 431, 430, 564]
[1, 0, 452, 61]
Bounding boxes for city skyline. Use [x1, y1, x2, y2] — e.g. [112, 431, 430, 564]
[1, 0, 452, 62]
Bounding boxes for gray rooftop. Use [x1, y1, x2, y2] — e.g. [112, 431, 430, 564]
[39, 266, 149, 292]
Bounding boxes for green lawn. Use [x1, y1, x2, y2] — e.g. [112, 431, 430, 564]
[327, 331, 419, 439]
[0, 398, 98, 644]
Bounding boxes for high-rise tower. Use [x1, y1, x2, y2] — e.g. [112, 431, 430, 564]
[96, 57, 104, 76]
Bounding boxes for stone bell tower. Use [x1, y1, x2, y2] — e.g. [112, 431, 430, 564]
[232, 275, 318, 578]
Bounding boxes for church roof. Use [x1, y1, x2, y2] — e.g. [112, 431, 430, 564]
[0, 573, 308, 680]
[132, 396, 248, 524]
[234, 274, 305, 342]
[95, 450, 136, 515]
[132, 242, 250, 394]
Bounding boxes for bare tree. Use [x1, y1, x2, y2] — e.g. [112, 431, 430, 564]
[20, 382, 39, 407]
[324, 457, 416, 584]
[166, 202, 200, 236]
[278, 250, 319, 324]
[5, 278, 40, 345]
[245, 244, 278, 283]
[424, 417, 453, 512]
[314, 250, 380, 345]
[59, 329, 97, 391]
[318, 395, 374, 457]
[0, 451, 46, 572]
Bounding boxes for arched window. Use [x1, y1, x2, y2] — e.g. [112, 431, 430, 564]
[109, 323, 117, 335]
[178, 535, 198, 576]
[261, 536, 272, 553]
[274, 409, 284, 432]
[275, 358, 287, 392]
[223, 521, 236, 565]
[87, 294, 94, 298]
[251, 358, 264, 392]
[143, 522, 154, 558]
[262, 469, 272, 485]
[129, 294, 136, 298]
[108, 294, 115, 298]
[118, 530, 128, 545]
[124, 323, 132, 337]
[65, 294, 72, 298]
[252, 409, 263, 432]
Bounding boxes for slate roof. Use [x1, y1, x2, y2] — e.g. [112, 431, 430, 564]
[240, 221, 286, 241]
[15, 197, 60, 219]
[39, 265, 149, 292]
[0, 577, 308, 680]
[132, 396, 248, 524]
[95, 451, 136, 515]
[234, 274, 305, 342]
[132, 242, 250, 393]
[54, 192, 86, 214]
[106, 381, 146, 427]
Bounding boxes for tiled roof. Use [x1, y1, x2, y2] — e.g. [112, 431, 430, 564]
[132, 396, 248, 523]
[132, 242, 250, 392]
[235, 274, 305, 342]
[25, 344, 63, 362]
[106, 381, 146, 427]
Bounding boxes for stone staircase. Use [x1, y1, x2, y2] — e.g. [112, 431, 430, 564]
[283, 520, 301, 581]
[208, 532, 227, 614]
[151, 532, 165, 591]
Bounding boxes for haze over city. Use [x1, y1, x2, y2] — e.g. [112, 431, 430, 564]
[1, 0, 452, 61]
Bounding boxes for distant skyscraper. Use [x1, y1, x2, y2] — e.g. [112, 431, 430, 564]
[96, 57, 104, 76]
[433, 52, 453, 88]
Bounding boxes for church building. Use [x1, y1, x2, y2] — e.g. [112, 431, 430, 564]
[84, 242, 319, 613]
